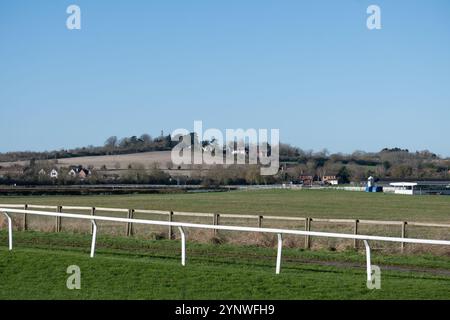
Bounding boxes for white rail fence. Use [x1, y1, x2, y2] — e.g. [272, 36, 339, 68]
[1, 203, 450, 251]
[2, 208, 450, 284]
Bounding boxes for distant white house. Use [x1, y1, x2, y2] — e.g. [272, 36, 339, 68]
[38, 169, 47, 176]
[50, 169, 59, 179]
[68, 166, 91, 179]
[323, 175, 339, 186]
[68, 169, 78, 178]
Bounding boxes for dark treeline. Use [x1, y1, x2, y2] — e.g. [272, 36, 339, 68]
[0, 134, 176, 163]
[278, 144, 450, 182]
[0, 133, 449, 185]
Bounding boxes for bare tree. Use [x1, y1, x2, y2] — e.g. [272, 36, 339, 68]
[105, 136, 118, 150]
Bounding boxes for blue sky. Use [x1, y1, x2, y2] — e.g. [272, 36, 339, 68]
[1, 0, 450, 156]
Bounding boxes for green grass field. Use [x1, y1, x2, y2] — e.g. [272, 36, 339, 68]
[1, 189, 450, 222]
[1, 189, 449, 300]
[1, 230, 449, 300]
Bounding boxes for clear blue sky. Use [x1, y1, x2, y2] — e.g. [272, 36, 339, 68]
[1, 0, 450, 156]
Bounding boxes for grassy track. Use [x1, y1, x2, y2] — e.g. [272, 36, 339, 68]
[1, 189, 450, 222]
[1, 189, 449, 299]
[0, 231, 449, 300]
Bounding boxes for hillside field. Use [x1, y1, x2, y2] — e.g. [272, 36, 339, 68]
[0, 151, 173, 169]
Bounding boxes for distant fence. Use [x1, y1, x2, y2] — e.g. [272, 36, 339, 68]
[2, 207, 450, 283]
[0, 203, 449, 252]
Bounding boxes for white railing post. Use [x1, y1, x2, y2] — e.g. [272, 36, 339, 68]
[90, 220, 98, 258]
[178, 226, 186, 266]
[2, 212, 13, 251]
[276, 233, 283, 275]
[363, 240, 372, 282]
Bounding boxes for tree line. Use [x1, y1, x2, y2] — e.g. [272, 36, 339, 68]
[0, 133, 175, 163]
[0, 134, 449, 185]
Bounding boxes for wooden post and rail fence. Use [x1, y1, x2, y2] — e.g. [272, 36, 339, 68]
[1, 203, 449, 251]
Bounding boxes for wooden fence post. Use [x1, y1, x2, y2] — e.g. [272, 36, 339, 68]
[213, 214, 220, 237]
[55, 206, 62, 232]
[305, 218, 311, 249]
[401, 221, 407, 253]
[23, 204, 28, 231]
[126, 209, 134, 237]
[354, 219, 359, 249]
[257, 216, 263, 228]
[91, 207, 96, 234]
[168, 211, 174, 240]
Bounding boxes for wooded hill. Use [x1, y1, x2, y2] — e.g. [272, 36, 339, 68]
[1, 133, 449, 185]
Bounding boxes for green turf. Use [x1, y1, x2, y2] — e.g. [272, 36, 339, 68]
[0, 231, 449, 300]
[1, 189, 450, 222]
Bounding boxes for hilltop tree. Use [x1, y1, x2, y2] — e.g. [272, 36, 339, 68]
[140, 134, 153, 146]
[105, 136, 118, 150]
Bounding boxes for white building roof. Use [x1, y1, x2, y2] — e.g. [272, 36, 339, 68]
[390, 182, 418, 187]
